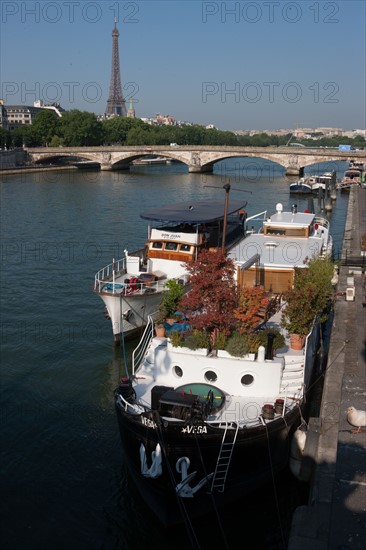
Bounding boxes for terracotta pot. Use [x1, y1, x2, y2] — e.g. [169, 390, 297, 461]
[290, 333, 305, 350]
[155, 325, 166, 337]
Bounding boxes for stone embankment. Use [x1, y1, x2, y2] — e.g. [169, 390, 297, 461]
[288, 185, 366, 549]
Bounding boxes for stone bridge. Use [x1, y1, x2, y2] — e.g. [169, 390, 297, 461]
[25, 145, 366, 175]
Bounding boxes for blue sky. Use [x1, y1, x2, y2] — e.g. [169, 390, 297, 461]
[1, 1, 365, 131]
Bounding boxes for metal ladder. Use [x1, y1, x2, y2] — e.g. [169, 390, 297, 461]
[210, 422, 239, 493]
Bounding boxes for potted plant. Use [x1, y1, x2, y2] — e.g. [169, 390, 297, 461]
[280, 285, 318, 348]
[157, 279, 185, 323]
[280, 257, 334, 349]
[153, 316, 167, 338]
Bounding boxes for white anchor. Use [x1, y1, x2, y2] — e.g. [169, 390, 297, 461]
[140, 443, 162, 478]
[175, 457, 213, 498]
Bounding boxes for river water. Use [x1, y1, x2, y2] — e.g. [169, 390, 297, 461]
[0, 158, 349, 550]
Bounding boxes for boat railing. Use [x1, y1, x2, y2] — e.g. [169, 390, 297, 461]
[95, 278, 168, 296]
[244, 210, 267, 232]
[94, 256, 127, 291]
[115, 393, 144, 415]
[314, 215, 330, 231]
[132, 315, 155, 374]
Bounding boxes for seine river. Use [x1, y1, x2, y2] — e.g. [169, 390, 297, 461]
[0, 158, 349, 550]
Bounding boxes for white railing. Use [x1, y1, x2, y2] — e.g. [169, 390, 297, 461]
[244, 210, 267, 234]
[314, 215, 330, 231]
[94, 256, 127, 291]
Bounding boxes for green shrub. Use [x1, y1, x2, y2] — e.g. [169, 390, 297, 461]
[173, 329, 210, 350]
[225, 331, 249, 357]
[258, 329, 285, 351]
[169, 330, 183, 347]
[213, 331, 227, 350]
[245, 332, 262, 353]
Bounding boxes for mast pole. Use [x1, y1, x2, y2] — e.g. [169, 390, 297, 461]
[221, 183, 230, 254]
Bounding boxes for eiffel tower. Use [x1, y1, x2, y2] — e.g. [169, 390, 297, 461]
[106, 18, 127, 116]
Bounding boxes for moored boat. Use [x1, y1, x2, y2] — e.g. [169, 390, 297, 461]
[336, 166, 365, 190]
[228, 202, 333, 292]
[93, 190, 248, 344]
[113, 203, 334, 526]
[114, 262, 332, 526]
[290, 171, 336, 195]
[289, 177, 313, 194]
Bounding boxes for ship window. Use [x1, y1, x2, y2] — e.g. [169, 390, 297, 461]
[165, 242, 178, 251]
[152, 242, 163, 249]
[204, 370, 217, 383]
[241, 374, 254, 386]
[180, 244, 192, 252]
[173, 365, 183, 378]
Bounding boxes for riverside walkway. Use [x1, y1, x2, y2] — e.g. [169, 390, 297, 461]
[288, 185, 366, 549]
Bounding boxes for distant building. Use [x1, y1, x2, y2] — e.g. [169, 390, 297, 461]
[126, 98, 135, 118]
[33, 100, 65, 117]
[5, 105, 42, 130]
[155, 113, 176, 126]
[0, 99, 8, 129]
[343, 129, 366, 138]
[4, 101, 65, 130]
[315, 127, 342, 136]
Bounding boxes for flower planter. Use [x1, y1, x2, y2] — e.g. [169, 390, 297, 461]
[169, 345, 208, 355]
[289, 333, 305, 350]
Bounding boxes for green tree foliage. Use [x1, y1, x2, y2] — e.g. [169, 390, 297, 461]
[102, 117, 149, 144]
[157, 279, 186, 321]
[0, 128, 11, 148]
[281, 257, 335, 336]
[27, 110, 60, 146]
[293, 257, 335, 322]
[11, 126, 29, 147]
[7, 111, 365, 149]
[58, 110, 104, 146]
[179, 249, 239, 335]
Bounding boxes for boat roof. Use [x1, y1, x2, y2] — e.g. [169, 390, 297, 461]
[266, 210, 315, 227]
[229, 232, 327, 268]
[140, 200, 247, 224]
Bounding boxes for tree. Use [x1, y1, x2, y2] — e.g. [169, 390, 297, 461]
[31, 110, 60, 146]
[293, 257, 335, 323]
[179, 249, 239, 335]
[0, 128, 11, 148]
[281, 257, 335, 336]
[233, 286, 269, 333]
[102, 117, 149, 144]
[59, 110, 104, 146]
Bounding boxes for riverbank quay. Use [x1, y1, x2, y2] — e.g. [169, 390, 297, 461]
[288, 185, 366, 549]
[0, 165, 76, 177]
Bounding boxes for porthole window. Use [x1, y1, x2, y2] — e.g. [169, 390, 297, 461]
[241, 374, 254, 386]
[173, 365, 183, 378]
[204, 370, 217, 383]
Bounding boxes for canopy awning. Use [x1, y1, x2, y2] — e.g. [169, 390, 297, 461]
[140, 200, 247, 224]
